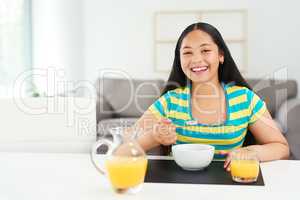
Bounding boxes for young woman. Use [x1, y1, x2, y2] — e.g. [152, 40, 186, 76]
[134, 22, 289, 170]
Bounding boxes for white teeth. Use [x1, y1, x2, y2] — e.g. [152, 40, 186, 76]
[191, 66, 208, 72]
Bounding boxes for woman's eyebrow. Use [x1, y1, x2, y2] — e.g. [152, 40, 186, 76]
[182, 43, 211, 49]
[200, 43, 211, 47]
[182, 46, 192, 49]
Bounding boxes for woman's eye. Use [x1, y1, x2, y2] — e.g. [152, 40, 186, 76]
[183, 52, 192, 55]
[202, 50, 211, 53]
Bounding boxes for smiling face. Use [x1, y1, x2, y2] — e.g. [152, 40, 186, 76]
[180, 30, 224, 84]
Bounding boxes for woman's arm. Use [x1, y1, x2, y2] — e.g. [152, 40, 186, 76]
[247, 109, 290, 161]
[133, 110, 177, 151]
[223, 109, 290, 170]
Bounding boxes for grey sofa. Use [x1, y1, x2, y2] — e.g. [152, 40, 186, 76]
[96, 78, 300, 159]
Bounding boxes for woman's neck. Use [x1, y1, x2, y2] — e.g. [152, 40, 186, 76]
[191, 81, 223, 97]
[190, 80, 226, 122]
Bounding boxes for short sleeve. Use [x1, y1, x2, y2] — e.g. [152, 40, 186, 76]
[247, 89, 267, 124]
[147, 92, 170, 119]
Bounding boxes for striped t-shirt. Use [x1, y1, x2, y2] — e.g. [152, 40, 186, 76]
[148, 82, 267, 160]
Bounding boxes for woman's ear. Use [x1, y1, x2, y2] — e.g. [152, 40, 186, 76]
[219, 50, 224, 64]
[219, 55, 224, 64]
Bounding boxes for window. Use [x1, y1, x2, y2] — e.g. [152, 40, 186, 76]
[0, 0, 31, 97]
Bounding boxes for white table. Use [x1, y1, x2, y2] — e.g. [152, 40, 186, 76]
[0, 152, 299, 200]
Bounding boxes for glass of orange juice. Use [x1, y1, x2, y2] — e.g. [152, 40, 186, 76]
[230, 148, 259, 183]
[91, 126, 148, 194]
[105, 156, 148, 193]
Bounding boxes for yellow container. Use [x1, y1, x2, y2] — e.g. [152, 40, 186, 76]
[230, 149, 260, 183]
[105, 156, 148, 189]
[231, 160, 259, 181]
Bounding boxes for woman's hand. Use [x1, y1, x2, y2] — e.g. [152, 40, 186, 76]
[221, 147, 258, 171]
[152, 118, 177, 146]
[221, 148, 246, 171]
[220, 150, 233, 172]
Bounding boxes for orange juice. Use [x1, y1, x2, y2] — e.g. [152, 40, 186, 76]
[105, 156, 148, 189]
[230, 160, 259, 182]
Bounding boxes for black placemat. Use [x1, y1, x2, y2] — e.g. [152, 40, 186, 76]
[145, 159, 264, 186]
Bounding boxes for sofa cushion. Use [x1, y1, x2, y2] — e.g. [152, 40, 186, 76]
[284, 99, 300, 159]
[97, 78, 164, 118]
[96, 95, 114, 121]
[247, 79, 298, 116]
[96, 78, 298, 119]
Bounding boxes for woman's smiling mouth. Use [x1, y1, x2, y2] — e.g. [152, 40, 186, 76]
[191, 66, 209, 74]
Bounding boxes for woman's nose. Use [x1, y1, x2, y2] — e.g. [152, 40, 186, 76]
[192, 53, 204, 63]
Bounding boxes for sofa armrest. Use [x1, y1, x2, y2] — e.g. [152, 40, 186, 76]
[276, 98, 300, 160]
[96, 95, 114, 122]
[276, 98, 300, 133]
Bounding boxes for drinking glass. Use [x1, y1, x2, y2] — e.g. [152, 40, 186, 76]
[230, 148, 260, 183]
[91, 126, 148, 194]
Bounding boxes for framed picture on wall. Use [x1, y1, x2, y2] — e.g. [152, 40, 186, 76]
[154, 10, 247, 73]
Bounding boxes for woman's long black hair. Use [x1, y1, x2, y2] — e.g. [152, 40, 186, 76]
[159, 22, 255, 155]
[162, 22, 251, 94]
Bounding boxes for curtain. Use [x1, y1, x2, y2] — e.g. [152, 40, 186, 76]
[0, 0, 31, 97]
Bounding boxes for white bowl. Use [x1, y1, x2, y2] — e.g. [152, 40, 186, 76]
[172, 144, 215, 171]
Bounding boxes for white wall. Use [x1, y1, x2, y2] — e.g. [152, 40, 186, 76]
[83, 0, 248, 81]
[32, 0, 300, 95]
[83, 0, 300, 93]
[247, 1, 300, 81]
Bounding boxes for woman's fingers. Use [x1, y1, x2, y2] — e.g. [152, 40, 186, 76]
[161, 136, 177, 145]
[159, 127, 177, 145]
[224, 156, 231, 171]
[165, 132, 177, 141]
[157, 119, 176, 134]
[152, 118, 177, 145]
[219, 150, 231, 171]
[160, 118, 172, 124]
[157, 121, 173, 132]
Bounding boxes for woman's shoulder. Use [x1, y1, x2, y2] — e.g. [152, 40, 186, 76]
[165, 86, 188, 96]
[225, 83, 250, 94]
[225, 83, 263, 103]
[225, 83, 261, 99]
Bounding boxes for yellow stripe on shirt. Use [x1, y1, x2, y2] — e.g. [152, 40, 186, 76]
[229, 94, 247, 106]
[180, 124, 247, 134]
[169, 96, 189, 107]
[176, 129, 247, 145]
[168, 110, 190, 120]
[226, 85, 244, 94]
[230, 109, 250, 120]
